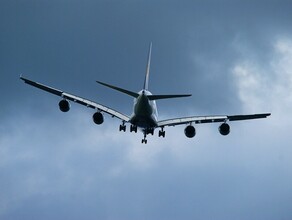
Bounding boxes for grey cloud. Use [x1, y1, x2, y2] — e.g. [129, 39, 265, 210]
[1, 107, 291, 220]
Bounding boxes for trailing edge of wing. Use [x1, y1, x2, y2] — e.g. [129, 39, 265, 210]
[157, 113, 271, 127]
[96, 80, 139, 98]
[20, 76, 130, 122]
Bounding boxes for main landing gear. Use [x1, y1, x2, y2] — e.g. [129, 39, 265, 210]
[130, 125, 137, 133]
[158, 127, 165, 138]
[119, 122, 126, 132]
[118, 124, 166, 144]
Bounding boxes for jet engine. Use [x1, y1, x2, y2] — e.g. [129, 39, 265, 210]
[59, 99, 70, 112]
[93, 112, 104, 125]
[184, 125, 196, 138]
[219, 123, 230, 136]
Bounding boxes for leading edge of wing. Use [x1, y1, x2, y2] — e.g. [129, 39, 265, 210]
[157, 113, 271, 127]
[20, 76, 130, 122]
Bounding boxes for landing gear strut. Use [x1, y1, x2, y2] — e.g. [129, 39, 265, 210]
[142, 131, 147, 144]
[141, 129, 149, 144]
[141, 128, 155, 144]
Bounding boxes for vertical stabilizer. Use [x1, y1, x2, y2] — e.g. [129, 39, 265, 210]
[143, 42, 152, 91]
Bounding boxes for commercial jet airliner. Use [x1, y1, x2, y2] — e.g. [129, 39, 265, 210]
[20, 43, 270, 143]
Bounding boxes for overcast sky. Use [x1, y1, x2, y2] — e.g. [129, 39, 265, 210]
[1, 0, 292, 219]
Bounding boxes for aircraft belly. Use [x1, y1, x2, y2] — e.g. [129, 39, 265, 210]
[130, 114, 157, 128]
[134, 96, 152, 116]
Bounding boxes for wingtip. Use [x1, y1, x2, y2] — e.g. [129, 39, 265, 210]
[19, 74, 26, 81]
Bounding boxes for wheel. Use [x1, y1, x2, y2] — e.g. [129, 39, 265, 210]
[119, 125, 126, 132]
[159, 130, 165, 138]
[130, 125, 137, 133]
[150, 129, 154, 135]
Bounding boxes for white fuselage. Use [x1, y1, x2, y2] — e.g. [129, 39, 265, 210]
[130, 90, 158, 129]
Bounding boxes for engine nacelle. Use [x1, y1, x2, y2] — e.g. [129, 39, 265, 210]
[184, 125, 196, 138]
[219, 123, 230, 136]
[59, 99, 70, 112]
[93, 112, 104, 125]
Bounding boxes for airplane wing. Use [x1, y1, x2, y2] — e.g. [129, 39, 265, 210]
[20, 76, 130, 122]
[157, 113, 271, 127]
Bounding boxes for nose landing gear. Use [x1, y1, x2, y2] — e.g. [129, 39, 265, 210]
[142, 135, 148, 144]
[141, 128, 154, 144]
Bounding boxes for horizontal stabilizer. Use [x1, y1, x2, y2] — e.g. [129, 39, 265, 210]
[96, 81, 139, 98]
[147, 94, 191, 100]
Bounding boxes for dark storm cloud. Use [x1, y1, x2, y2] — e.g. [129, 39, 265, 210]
[1, 0, 291, 112]
[1, 0, 292, 219]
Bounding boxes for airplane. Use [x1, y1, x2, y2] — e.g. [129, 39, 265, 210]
[20, 43, 271, 144]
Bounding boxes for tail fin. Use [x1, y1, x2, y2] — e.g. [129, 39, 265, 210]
[143, 42, 152, 91]
[143, 42, 192, 100]
[97, 43, 192, 101]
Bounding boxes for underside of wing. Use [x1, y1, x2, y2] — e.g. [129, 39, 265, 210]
[20, 76, 130, 122]
[62, 93, 129, 121]
[157, 115, 227, 127]
[157, 113, 271, 127]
